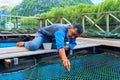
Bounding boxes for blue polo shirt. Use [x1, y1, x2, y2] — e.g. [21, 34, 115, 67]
[39, 24, 77, 50]
[55, 30, 76, 50]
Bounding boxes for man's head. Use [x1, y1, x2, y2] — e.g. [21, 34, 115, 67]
[68, 23, 83, 39]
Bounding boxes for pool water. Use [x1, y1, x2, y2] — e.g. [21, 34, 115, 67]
[0, 41, 17, 48]
[0, 53, 120, 80]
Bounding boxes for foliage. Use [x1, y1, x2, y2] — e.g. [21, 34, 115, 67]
[40, 0, 120, 26]
[10, 0, 93, 16]
[1, 0, 120, 32]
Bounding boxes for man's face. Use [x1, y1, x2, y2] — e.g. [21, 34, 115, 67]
[68, 27, 79, 39]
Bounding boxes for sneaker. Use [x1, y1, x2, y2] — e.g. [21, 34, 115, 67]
[16, 42, 24, 47]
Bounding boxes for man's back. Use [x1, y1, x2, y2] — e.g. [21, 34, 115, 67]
[39, 24, 71, 37]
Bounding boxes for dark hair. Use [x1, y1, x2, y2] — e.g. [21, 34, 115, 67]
[73, 23, 83, 34]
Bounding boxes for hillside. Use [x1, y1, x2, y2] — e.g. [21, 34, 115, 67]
[11, 0, 93, 16]
[39, 0, 120, 23]
[0, 5, 13, 15]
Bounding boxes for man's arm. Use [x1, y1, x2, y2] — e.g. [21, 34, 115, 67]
[58, 48, 70, 71]
[54, 30, 70, 71]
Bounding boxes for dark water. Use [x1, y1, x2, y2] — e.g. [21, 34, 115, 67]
[0, 53, 120, 80]
[0, 41, 120, 80]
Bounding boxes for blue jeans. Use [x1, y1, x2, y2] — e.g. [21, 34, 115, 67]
[24, 32, 51, 51]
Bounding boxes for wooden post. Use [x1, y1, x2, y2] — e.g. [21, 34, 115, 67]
[39, 20, 42, 28]
[45, 19, 47, 27]
[106, 13, 109, 32]
[16, 17, 18, 28]
[60, 17, 63, 24]
[82, 15, 85, 32]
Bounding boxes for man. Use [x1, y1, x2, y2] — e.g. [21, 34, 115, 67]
[17, 23, 83, 71]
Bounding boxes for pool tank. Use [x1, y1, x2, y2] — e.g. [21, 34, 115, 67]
[0, 41, 17, 48]
[0, 52, 120, 80]
[0, 40, 120, 80]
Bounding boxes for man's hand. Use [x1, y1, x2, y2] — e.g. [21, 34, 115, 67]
[58, 48, 70, 71]
[64, 46, 70, 51]
[62, 59, 70, 71]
